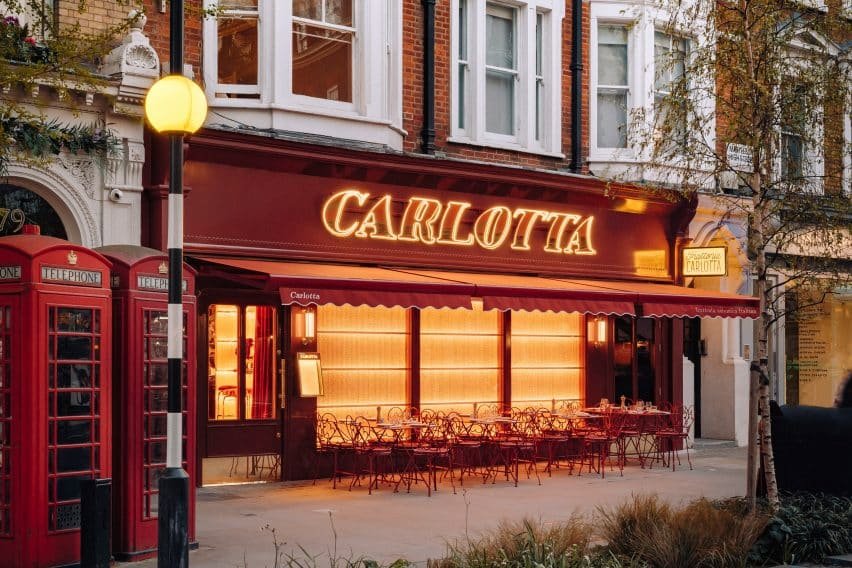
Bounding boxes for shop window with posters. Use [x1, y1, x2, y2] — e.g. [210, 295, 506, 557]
[208, 304, 277, 421]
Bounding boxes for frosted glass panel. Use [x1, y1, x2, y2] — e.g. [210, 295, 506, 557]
[511, 311, 584, 406]
[421, 308, 500, 410]
[316, 305, 408, 418]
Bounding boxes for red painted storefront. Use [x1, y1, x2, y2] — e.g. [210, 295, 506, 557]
[143, 129, 758, 484]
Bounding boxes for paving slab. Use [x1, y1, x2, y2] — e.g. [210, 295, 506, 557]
[120, 446, 747, 567]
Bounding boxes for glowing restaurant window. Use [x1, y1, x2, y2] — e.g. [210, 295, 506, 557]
[208, 304, 277, 421]
[420, 307, 500, 414]
[316, 305, 408, 419]
[511, 311, 584, 407]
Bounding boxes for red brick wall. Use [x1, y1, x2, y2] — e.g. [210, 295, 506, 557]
[141, 0, 203, 74]
[402, 0, 589, 173]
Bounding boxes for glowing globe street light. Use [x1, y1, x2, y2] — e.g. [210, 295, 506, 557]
[143, 2, 207, 565]
[145, 75, 207, 135]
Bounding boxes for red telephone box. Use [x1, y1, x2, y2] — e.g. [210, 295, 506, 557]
[96, 245, 197, 561]
[0, 232, 112, 568]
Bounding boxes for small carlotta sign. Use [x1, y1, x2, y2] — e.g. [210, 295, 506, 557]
[41, 265, 103, 287]
[0, 265, 21, 280]
[683, 247, 727, 277]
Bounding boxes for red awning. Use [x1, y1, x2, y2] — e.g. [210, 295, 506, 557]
[390, 269, 636, 315]
[194, 258, 759, 318]
[194, 257, 474, 309]
[557, 279, 760, 318]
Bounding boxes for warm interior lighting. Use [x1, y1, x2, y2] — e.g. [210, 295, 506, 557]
[294, 307, 317, 344]
[210, 305, 239, 420]
[421, 307, 499, 411]
[512, 311, 583, 405]
[145, 74, 208, 134]
[587, 316, 608, 346]
[597, 318, 608, 344]
[316, 305, 408, 418]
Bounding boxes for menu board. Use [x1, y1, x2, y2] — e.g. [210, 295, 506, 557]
[296, 352, 324, 397]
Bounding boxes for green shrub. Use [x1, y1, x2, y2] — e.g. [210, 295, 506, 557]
[435, 517, 603, 568]
[749, 493, 852, 565]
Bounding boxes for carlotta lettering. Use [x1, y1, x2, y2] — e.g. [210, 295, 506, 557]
[321, 190, 597, 256]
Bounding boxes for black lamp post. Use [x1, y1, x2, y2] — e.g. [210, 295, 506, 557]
[143, 0, 207, 565]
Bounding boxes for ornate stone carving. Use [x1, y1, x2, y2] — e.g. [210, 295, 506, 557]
[57, 156, 96, 199]
[125, 44, 158, 70]
[100, 10, 160, 113]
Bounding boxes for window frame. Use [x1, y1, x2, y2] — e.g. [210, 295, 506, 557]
[594, 22, 631, 150]
[202, 1, 403, 148]
[450, 0, 564, 157]
[589, 3, 707, 172]
[212, 0, 261, 99]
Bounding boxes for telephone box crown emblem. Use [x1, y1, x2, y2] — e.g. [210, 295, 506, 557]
[158, 261, 168, 275]
[67, 251, 78, 265]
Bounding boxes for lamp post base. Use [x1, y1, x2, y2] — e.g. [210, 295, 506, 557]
[157, 467, 189, 567]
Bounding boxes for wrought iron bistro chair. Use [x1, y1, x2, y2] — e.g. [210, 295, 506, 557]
[580, 410, 628, 478]
[654, 405, 695, 471]
[346, 416, 393, 494]
[313, 413, 351, 488]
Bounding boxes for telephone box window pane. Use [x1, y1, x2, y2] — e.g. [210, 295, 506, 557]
[150, 363, 167, 386]
[148, 338, 168, 360]
[149, 415, 167, 437]
[57, 337, 93, 360]
[148, 311, 168, 335]
[57, 447, 91, 473]
[57, 364, 93, 388]
[57, 420, 91, 445]
[56, 309, 93, 333]
[147, 389, 168, 412]
[56, 475, 90, 501]
[57, 392, 92, 416]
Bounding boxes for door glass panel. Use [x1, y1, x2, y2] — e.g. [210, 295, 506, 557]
[613, 316, 633, 401]
[245, 306, 277, 420]
[636, 318, 656, 403]
[209, 305, 239, 420]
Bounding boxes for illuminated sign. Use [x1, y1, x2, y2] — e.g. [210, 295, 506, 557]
[683, 247, 727, 277]
[321, 190, 596, 256]
[0, 265, 21, 280]
[41, 265, 102, 287]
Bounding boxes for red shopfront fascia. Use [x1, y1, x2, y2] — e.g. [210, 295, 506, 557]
[96, 245, 197, 562]
[156, 130, 758, 479]
[0, 234, 112, 568]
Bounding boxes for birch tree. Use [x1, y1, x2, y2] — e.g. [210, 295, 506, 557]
[626, 0, 852, 509]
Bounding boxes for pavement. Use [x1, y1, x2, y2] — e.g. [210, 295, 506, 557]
[122, 442, 748, 567]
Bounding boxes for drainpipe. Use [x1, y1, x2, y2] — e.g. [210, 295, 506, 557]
[570, 0, 584, 172]
[421, 0, 436, 154]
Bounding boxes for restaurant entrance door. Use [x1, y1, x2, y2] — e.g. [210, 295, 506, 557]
[200, 301, 282, 484]
[613, 317, 661, 404]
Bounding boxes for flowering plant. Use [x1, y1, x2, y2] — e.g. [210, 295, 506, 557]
[0, 15, 55, 65]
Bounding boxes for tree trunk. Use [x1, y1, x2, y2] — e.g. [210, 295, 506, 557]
[751, 172, 780, 510]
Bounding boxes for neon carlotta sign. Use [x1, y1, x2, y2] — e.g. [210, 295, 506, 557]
[321, 190, 596, 256]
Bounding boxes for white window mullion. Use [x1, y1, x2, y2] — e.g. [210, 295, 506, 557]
[520, 6, 536, 148]
[272, 0, 288, 109]
[473, 2, 487, 142]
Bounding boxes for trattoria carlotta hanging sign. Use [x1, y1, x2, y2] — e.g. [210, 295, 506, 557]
[321, 190, 597, 256]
